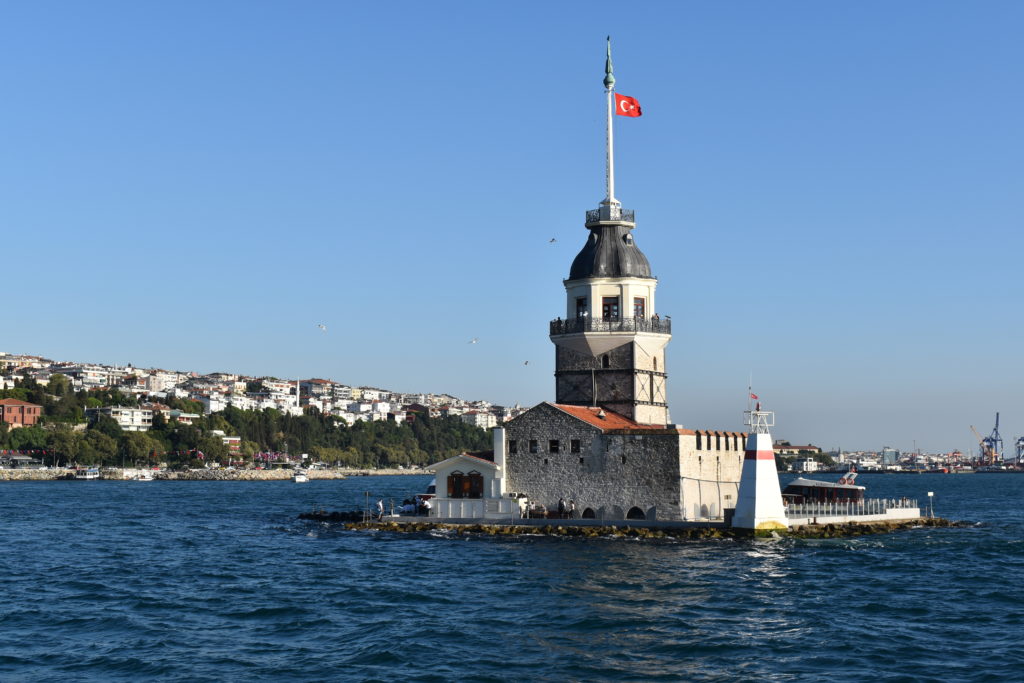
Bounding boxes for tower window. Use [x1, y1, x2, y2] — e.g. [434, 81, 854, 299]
[602, 297, 619, 320]
[549, 439, 560, 454]
[633, 297, 645, 319]
[529, 440, 538, 454]
[653, 356, 657, 371]
[570, 439, 580, 454]
[509, 439, 517, 454]
[696, 433, 702, 450]
[576, 297, 587, 319]
[602, 354, 610, 369]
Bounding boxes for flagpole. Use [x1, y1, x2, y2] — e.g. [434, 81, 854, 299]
[603, 36, 618, 209]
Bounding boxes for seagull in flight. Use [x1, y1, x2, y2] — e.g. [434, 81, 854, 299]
[317, 323, 327, 332]
[468, 337, 479, 344]
[549, 238, 557, 243]
[523, 360, 529, 366]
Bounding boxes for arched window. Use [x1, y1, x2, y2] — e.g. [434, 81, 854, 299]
[626, 506, 646, 520]
[653, 357, 657, 371]
[582, 507, 596, 519]
[696, 433, 702, 450]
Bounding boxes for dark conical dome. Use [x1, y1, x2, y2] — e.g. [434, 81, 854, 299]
[568, 224, 652, 280]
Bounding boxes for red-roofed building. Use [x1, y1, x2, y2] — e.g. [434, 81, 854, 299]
[0, 398, 43, 428]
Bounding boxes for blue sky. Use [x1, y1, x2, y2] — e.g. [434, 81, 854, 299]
[2, 2, 1021, 452]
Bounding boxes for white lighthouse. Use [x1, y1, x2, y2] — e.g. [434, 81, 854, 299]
[732, 400, 789, 530]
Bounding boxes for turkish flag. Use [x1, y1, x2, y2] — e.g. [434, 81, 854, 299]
[615, 93, 642, 117]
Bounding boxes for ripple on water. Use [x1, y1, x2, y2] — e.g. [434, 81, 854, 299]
[2, 475, 1024, 681]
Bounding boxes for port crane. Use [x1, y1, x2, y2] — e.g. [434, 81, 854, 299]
[970, 413, 1004, 466]
[1016, 436, 1024, 465]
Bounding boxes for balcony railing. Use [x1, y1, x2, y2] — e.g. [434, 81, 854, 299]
[586, 208, 636, 224]
[785, 498, 919, 518]
[550, 317, 671, 336]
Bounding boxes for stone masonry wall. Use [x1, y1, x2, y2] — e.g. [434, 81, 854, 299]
[678, 431, 745, 520]
[504, 403, 683, 521]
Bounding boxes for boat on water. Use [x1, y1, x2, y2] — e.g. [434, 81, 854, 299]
[132, 471, 155, 482]
[782, 468, 865, 504]
[74, 468, 101, 481]
[293, 469, 309, 483]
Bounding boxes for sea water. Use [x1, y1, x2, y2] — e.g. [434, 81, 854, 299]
[1, 473, 1022, 682]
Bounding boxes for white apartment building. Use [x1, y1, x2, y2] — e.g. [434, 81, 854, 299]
[262, 379, 295, 395]
[145, 371, 184, 392]
[58, 365, 113, 388]
[196, 394, 229, 414]
[792, 458, 820, 473]
[91, 406, 154, 432]
[461, 411, 498, 430]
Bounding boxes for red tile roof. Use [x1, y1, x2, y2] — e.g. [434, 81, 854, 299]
[548, 403, 690, 434]
[0, 398, 40, 407]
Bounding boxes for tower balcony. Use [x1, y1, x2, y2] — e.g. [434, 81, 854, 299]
[585, 207, 635, 225]
[550, 316, 671, 336]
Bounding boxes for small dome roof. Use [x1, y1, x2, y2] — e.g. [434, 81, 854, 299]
[568, 225, 652, 280]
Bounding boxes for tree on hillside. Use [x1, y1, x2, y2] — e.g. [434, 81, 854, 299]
[48, 373, 71, 397]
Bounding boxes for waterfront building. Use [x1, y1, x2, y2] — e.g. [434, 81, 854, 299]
[773, 441, 823, 456]
[429, 41, 746, 522]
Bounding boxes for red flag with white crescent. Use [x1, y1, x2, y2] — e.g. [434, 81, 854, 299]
[614, 93, 642, 117]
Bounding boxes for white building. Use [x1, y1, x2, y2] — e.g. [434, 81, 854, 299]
[91, 406, 153, 432]
[461, 411, 498, 430]
[793, 458, 820, 473]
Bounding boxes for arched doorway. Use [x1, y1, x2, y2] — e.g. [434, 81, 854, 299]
[626, 506, 646, 520]
[447, 470, 484, 499]
[581, 507, 596, 519]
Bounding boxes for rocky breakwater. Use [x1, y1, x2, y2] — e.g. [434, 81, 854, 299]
[161, 468, 351, 481]
[0, 469, 67, 481]
[324, 517, 965, 539]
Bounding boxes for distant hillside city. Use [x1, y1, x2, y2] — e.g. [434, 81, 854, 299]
[0, 352, 522, 427]
[0, 351, 504, 469]
[0, 351, 988, 474]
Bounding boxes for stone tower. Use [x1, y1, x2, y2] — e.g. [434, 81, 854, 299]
[549, 205, 671, 425]
[548, 38, 671, 426]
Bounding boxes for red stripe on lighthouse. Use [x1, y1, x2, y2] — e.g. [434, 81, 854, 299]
[744, 449, 776, 461]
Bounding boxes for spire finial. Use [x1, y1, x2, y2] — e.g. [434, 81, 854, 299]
[604, 36, 615, 90]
